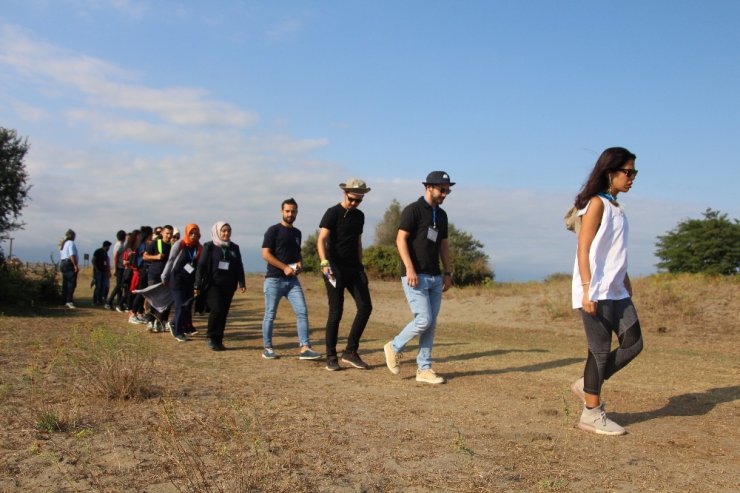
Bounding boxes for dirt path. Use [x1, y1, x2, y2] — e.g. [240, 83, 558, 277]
[0, 274, 738, 492]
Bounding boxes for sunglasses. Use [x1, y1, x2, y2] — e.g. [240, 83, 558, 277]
[434, 186, 452, 194]
[618, 168, 638, 179]
[346, 195, 363, 204]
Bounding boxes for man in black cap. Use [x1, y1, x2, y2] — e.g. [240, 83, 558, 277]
[318, 178, 373, 371]
[384, 171, 454, 384]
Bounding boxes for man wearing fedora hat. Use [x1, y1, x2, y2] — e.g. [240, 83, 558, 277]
[384, 171, 455, 384]
[317, 178, 373, 371]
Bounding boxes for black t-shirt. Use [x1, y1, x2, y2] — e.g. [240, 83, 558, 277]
[145, 239, 171, 279]
[398, 196, 448, 276]
[319, 203, 364, 268]
[92, 248, 109, 272]
[262, 223, 302, 278]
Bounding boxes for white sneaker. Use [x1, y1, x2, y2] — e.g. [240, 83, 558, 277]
[65, 302, 76, 309]
[578, 404, 626, 436]
[416, 368, 445, 385]
[571, 377, 586, 403]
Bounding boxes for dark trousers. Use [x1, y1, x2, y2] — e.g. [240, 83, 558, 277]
[93, 271, 109, 304]
[581, 298, 644, 395]
[324, 267, 372, 357]
[171, 284, 194, 336]
[107, 267, 125, 307]
[60, 262, 77, 304]
[205, 285, 235, 344]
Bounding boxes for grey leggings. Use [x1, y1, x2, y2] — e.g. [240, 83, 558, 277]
[581, 298, 644, 396]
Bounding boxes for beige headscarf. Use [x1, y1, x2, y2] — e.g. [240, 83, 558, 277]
[211, 221, 231, 247]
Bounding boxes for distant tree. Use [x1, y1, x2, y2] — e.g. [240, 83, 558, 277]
[374, 198, 402, 246]
[300, 230, 320, 272]
[364, 199, 494, 284]
[655, 208, 739, 275]
[448, 224, 494, 284]
[0, 127, 31, 240]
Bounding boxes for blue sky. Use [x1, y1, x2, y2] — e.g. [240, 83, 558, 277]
[1, 0, 738, 280]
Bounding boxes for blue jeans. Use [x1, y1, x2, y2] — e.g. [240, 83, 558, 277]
[391, 274, 444, 370]
[262, 277, 310, 348]
[60, 260, 77, 304]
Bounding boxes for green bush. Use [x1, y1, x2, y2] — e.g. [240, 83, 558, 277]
[363, 244, 401, 279]
[0, 261, 59, 307]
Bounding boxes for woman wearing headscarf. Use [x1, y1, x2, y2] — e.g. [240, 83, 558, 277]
[58, 229, 79, 308]
[195, 221, 246, 351]
[162, 224, 202, 342]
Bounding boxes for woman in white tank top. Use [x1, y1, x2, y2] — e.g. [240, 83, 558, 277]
[569, 147, 644, 436]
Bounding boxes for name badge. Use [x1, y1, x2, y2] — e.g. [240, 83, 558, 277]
[427, 227, 438, 242]
[183, 264, 194, 274]
[218, 261, 230, 270]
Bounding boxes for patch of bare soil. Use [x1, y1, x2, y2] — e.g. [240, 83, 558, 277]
[0, 273, 738, 492]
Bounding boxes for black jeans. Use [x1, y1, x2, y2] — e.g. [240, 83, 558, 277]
[324, 267, 372, 357]
[205, 285, 235, 344]
[107, 267, 125, 307]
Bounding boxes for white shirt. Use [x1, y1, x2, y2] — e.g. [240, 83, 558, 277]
[572, 195, 630, 309]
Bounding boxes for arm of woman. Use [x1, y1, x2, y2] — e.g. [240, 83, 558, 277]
[577, 197, 603, 316]
[234, 244, 246, 292]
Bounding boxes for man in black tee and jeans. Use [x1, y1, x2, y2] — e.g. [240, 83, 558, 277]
[318, 178, 373, 371]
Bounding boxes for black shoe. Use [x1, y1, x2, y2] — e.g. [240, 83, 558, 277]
[341, 351, 369, 369]
[185, 328, 198, 336]
[326, 356, 340, 371]
[206, 339, 226, 351]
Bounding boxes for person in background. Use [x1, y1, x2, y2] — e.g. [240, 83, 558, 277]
[143, 225, 174, 332]
[317, 178, 373, 371]
[106, 230, 127, 310]
[195, 221, 246, 351]
[570, 147, 644, 436]
[58, 229, 79, 309]
[130, 226, 153, 324]
[92, 240, 112, 305]
[260, 198, 320, 361]
[122, 230, 142, 321]
[384, 171, 455, 385]
[162, 224, 202, 342]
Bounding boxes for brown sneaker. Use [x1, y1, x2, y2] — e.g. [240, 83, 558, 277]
[384, 341, 401, 375]
[416, 368, 445, 385]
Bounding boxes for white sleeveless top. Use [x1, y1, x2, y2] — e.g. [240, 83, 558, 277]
[572, 195, 629, 308]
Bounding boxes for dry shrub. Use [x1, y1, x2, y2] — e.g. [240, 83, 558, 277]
[155, 399, 314, 493]
[68, 327, 158, 401]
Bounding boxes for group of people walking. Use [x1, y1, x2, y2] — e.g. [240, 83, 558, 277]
[59, 152, 645, 436]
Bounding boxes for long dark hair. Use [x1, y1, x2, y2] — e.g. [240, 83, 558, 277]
[574, 147, 636, 209]
[125, 230, 141, 251]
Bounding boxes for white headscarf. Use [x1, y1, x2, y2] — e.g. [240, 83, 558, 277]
[211, 221, 231, 247]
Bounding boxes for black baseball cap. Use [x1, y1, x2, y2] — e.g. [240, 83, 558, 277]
[423, 171, 455, 186]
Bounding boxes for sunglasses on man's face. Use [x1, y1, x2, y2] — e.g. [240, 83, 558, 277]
[434, 186, 452, 194]
[618, 168, 638, 179]
[346, 195, 363, 204]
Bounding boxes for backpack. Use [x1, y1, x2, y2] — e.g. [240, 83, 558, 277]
[564, 205, 581, 234]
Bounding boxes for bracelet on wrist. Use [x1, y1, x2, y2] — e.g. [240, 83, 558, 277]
[582, 282, 590, 286]
[320, 259, 330, 268]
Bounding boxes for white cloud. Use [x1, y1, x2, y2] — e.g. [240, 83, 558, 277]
[11, 101, 50, 122]
[0, 24, 257, 128]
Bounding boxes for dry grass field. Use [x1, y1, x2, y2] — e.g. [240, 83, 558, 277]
[0, 271, 738, 492]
